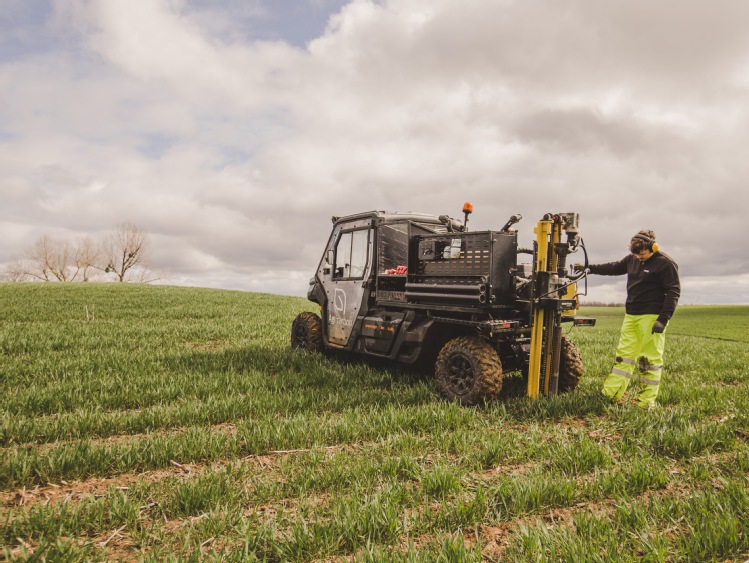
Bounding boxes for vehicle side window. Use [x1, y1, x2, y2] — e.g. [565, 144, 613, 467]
[334, 229, 370, 279]
[378, 223, 408, 273]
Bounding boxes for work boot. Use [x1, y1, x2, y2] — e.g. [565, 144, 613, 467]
[600, 391, 620, 405]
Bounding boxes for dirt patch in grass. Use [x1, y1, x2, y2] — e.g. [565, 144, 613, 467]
[95, 526, 141, 562]
[183, 338, 232, 352]
[0, 441, 353, 513]
[481, 460, 539, 480]
[3, 422, 239, 456]
[1, 469, 174, 512]
[585, 428, 623, 442]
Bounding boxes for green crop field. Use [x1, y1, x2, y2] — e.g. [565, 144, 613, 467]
[1, 283, 748, 561]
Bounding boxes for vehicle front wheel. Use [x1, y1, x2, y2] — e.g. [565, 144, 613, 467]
[435, 336, 503, 406]
[558, 336, 584, 392]
[291, 312, 323, 352]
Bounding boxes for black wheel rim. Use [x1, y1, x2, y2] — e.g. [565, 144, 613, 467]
[293, 324, 309, 348]
[446, 353, 475, 395]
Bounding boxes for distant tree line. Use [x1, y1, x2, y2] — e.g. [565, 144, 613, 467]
[2, 222, 160, 283]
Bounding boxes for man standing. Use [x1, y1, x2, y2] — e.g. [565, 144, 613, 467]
[578, 230, 680, 408]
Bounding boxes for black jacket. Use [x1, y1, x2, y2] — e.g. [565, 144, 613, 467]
[589, 252, 680, 324]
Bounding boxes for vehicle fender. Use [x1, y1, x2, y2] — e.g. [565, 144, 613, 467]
[307, 276, 326, 307]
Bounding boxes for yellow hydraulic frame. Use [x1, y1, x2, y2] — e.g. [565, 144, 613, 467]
[527, 217, 568, 398]
[527, 220, 550, 398]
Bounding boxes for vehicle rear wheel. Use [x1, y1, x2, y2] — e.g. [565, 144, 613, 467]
[435, 336, 503, 406]
[558, 336, 584, 392]
[291, 312, 323, 352]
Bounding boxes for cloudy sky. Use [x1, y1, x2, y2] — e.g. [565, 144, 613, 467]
[2, 0, 748, 304]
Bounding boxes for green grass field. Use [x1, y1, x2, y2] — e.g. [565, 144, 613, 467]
[1, 283, 748, 561]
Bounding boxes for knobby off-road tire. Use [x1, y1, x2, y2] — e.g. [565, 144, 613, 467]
[435, 336, 503, 406]
[291, 312, 323, 352]
[557, 335, 584, 392]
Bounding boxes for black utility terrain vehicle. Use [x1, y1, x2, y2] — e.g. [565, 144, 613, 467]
[292, 205, 593, 405]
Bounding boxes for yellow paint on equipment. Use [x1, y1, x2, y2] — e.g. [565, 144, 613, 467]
[563, 282, 578, 315]
[527, 220, 552, 399]
[542, 223, 564, 395]
[528, 309, 545, 398]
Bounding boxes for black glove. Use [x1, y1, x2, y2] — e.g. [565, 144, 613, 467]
[651, 321, 666, 334]
[572, 263, 585, 273]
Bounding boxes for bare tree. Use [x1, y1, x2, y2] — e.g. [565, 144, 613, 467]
[4, 235, 104, 283]
[23, 236, 54, 281]
[75, 236, 101, 282]
[102, 222, 152, 282]
[2, 257, 29, 282]
[25, 235, 80, 282]
[4, 223, 161, 284]
[2, 235, 74, 282]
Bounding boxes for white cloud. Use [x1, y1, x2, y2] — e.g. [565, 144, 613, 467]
[1, 0, 748, 301]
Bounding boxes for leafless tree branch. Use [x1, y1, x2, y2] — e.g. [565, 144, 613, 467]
[4, 223, 161, 284]
[102, 222, 152, 282]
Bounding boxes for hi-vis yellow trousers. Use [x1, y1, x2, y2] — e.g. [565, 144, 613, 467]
[602, 313, 666, 408]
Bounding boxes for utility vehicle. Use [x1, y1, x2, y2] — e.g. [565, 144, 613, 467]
[292, 205, 593, 405]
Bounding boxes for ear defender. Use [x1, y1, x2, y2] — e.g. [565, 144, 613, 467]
[633, 233, 658, 252]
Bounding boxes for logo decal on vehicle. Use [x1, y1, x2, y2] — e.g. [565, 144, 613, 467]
[334, 288, 347, 314]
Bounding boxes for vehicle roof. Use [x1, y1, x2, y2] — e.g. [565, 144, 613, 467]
[332, 210, 444, 225]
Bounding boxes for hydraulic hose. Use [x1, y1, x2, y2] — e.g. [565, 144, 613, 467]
[567, 237, 589, 281]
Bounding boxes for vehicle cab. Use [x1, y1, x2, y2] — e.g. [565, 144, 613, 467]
[308, 211, 448, 348]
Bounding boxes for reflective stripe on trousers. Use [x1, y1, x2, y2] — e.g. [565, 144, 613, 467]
[602, 313, 666, 406]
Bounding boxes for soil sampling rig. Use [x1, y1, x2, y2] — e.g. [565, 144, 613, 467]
[291, 204, 594, 405]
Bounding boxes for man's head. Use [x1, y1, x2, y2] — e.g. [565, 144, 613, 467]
[630, 229, 656, 261]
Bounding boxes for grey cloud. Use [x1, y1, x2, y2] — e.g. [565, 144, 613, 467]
[1, 0, 748, 302]
[508, 108, 649, 156]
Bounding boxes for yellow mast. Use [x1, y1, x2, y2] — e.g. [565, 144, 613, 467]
[527, 219, 552, 399]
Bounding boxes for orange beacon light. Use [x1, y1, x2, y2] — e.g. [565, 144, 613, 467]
[463, 202, 473, 229]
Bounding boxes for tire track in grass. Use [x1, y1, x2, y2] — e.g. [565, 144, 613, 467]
[3, 440, 745, 560]
[1, 442, 377, 561]
[0, 421, 249, 490]
[0, 440, 352, 512]
[3, 406, 735, 498]
[0, 411, 627, 500]
[3, 422, 588, 545]
[416, 448, 747, 561]
[0, 407, 599, 490]
[5, 407, 743, 546]
[0, 422, 240, 457]
[10, 470, 746, 563]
